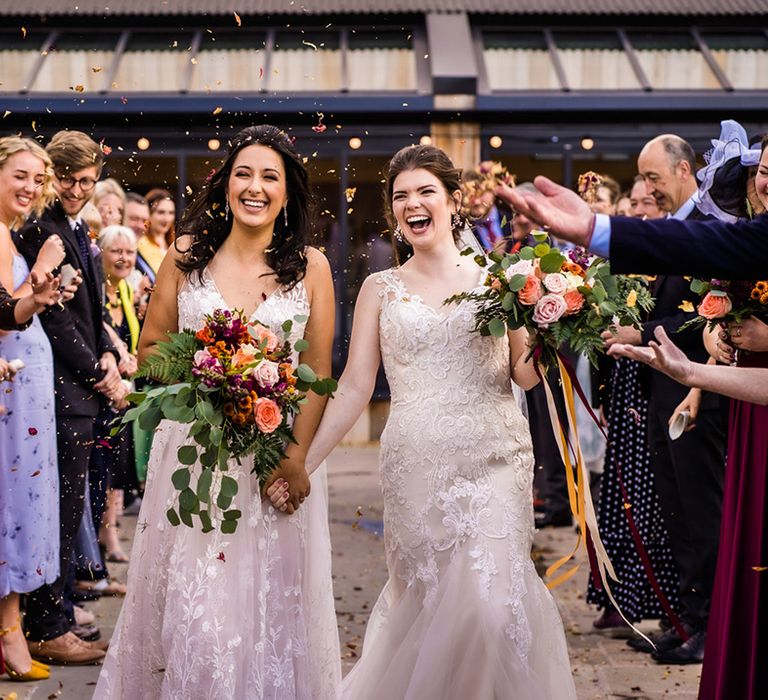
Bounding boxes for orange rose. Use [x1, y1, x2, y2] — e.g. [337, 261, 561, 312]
[250, 324, 279, 352]
[280, 362, 296, 386]
[697, 291, 732, 320]
[518, 275, 543, 306]
[253, 397, 282, 433]
[563, 289, 585, 315]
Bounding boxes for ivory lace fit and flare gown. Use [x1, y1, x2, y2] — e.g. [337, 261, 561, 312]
[95, 270, 341, 699]
[340, 269, 576, 700]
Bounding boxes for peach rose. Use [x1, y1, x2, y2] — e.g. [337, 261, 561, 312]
[697, 291, 732, 320]
[563, 289, 585, 315]
[517, 275, 543, 306]
[250, 323, 279, 352]
[542, 273, 568, 295]
[253, 397, 282, 433]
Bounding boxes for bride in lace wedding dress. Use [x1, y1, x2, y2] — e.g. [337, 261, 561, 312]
[95, 126, 340, 699]
[274, 145, 576, 699]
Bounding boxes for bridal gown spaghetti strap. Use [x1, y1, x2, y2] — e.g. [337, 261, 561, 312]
[340, 269, 576, 700]
[95, 270, 341, 700]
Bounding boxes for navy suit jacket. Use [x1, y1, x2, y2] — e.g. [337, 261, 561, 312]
[610, 212, 768, 278]
[15, 200, 117, 417]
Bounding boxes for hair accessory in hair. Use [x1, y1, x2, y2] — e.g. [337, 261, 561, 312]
[697, 119, 761, 223]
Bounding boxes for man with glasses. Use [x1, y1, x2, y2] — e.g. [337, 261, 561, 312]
[15, 130, 123, 665]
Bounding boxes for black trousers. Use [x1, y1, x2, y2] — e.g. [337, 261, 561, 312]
[25, 414, 95, 642]
[647, 406, 726, 631]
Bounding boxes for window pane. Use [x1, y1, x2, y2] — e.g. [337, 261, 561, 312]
[553, 32, 640, 90]
[112, 32, 195, 92]
[483, 31, 560, 91]
[31, 32, 119, 92]
[189, 31, 268, 92]
[703, 31, 768, 90]
[628, 31, 720, 89]
[0, 30, 47, 92]
[347, 30, 416, 91]
[271, 31, 342, 91]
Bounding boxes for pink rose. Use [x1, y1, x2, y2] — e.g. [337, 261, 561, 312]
[251, 360, 280, 388]
[563, 289, 585, 315]
[253, 397, 282, 433]
[698, 291, 732, 320]
[518, 275, 543, 306]
[542, 273, 568, 295]
[250, 323, 279, 352]
[193, 349, 213, 367]
[532, 293, 568, 327]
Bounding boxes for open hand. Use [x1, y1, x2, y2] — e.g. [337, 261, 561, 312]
[495, 176, 595, 248]
[608, 326, 695, 385]
[30, 269, 63, 308]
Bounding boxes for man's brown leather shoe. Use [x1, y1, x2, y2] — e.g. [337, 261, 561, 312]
[86, 638, 110, 652]
[28, 632, 106, 665]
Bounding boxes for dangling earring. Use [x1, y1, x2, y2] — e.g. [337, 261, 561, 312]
[393, 224, 404, 242]
[283, 205, 289, 228]
[452, 211, 463, 230]
[224, 197, 230, 219]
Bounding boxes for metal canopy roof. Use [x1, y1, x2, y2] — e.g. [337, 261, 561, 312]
[5, 1, 768, 16]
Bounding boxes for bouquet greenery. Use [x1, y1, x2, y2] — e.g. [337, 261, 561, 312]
[449, 235, 654, 369]
[123, 308, 336, 533]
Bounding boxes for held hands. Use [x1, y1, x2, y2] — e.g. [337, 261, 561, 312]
[264, 457, 311, 515]
[94, 352, 122, 397]
[607, 326, 695, 386]
[495, 176, 595, 248]
[728, 317, 768, 353]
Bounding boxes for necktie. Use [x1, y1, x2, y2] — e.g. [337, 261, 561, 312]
[73, 221, 91, 268]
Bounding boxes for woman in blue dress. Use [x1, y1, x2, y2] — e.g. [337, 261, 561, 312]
[0, 136, 73, 682]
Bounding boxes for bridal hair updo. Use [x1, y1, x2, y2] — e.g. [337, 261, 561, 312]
[175, 125, 315, 289]
[384, 144, 463, 242]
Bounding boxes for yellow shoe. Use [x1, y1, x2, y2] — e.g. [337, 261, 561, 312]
[1, 618, 50, 681]
[31, 659, 50, 671]
[4, 661, 50, 681]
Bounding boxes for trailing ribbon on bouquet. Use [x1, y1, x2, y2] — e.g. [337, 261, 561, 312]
[533, 347, 687, 645]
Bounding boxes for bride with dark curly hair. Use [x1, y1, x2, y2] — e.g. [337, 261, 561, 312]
[96, 125, 340, 699]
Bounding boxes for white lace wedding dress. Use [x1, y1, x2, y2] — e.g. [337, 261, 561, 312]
[341, 269, 576, 700]
[95, 270, 341, 700]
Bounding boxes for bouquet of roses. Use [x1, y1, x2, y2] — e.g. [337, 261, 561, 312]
[450, 235, 654, 369]
[122, 308, 336, 533]
[680, 277, 768, 331]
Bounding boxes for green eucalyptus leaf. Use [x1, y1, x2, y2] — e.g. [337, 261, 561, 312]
[501, 292, 515, 311]
[197, 468, 213, 503]
[166, 508, 181, 526]
[294, 338, 309, 352]
[519, 247, 535, 260]
[217, 492, 233, 510]
[297, 364, 317, 383]
[282, 319, 293, 333]
[179, 507, 193, 528]
[221, 519, 238, 534]
[199, 509, 214, 533]
[539, 251, 565, 274]
[508, 274, 528, 292]
[533, 243, 551, 257]
[171, 467, 191, 490]
[138, 406, 162, 431]
[220, 475, 238, 499]
[223, 509, 242, 521]
[179, 488, 199, 514]
[177, 445, 197, 465]
[488, 318, 507, 338]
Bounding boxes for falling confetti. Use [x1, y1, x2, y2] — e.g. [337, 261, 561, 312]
[120, 96, 128, 104]
[627, 407, 641, 424]
[344, 187, 357, 203]
[2, 110, 10, 118]
[92, 66, 103, 73]
[312, 112, 327, 133]
[302, 40, 318, 51]
[212, 106, 223, 115]
[73, 84, 85, 93]
[678, 300, 695, 312]
[234, 11, 242, 26]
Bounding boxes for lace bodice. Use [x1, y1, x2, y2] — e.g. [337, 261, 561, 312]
[178, 268, 309, 362]
[375, 267, 529, 473]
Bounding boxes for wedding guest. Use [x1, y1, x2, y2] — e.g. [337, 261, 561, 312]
[123, 192, 149, 244]
[93, 178, 126, 229]
[462, 163, 514, 253]
[15, 129, 123, 665]
[0, 135, 69, 682]
[603, 135, 727, 664]
[136, 188, 175, 281]
[590, 174, 620, 215]
[616, 191, 632, 217]
[628, 175, 665, 219]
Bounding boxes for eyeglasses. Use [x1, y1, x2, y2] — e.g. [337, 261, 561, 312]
[56, 174, 97, 192]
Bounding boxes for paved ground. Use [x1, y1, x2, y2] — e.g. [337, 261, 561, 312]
[2, 445, 700, 699]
